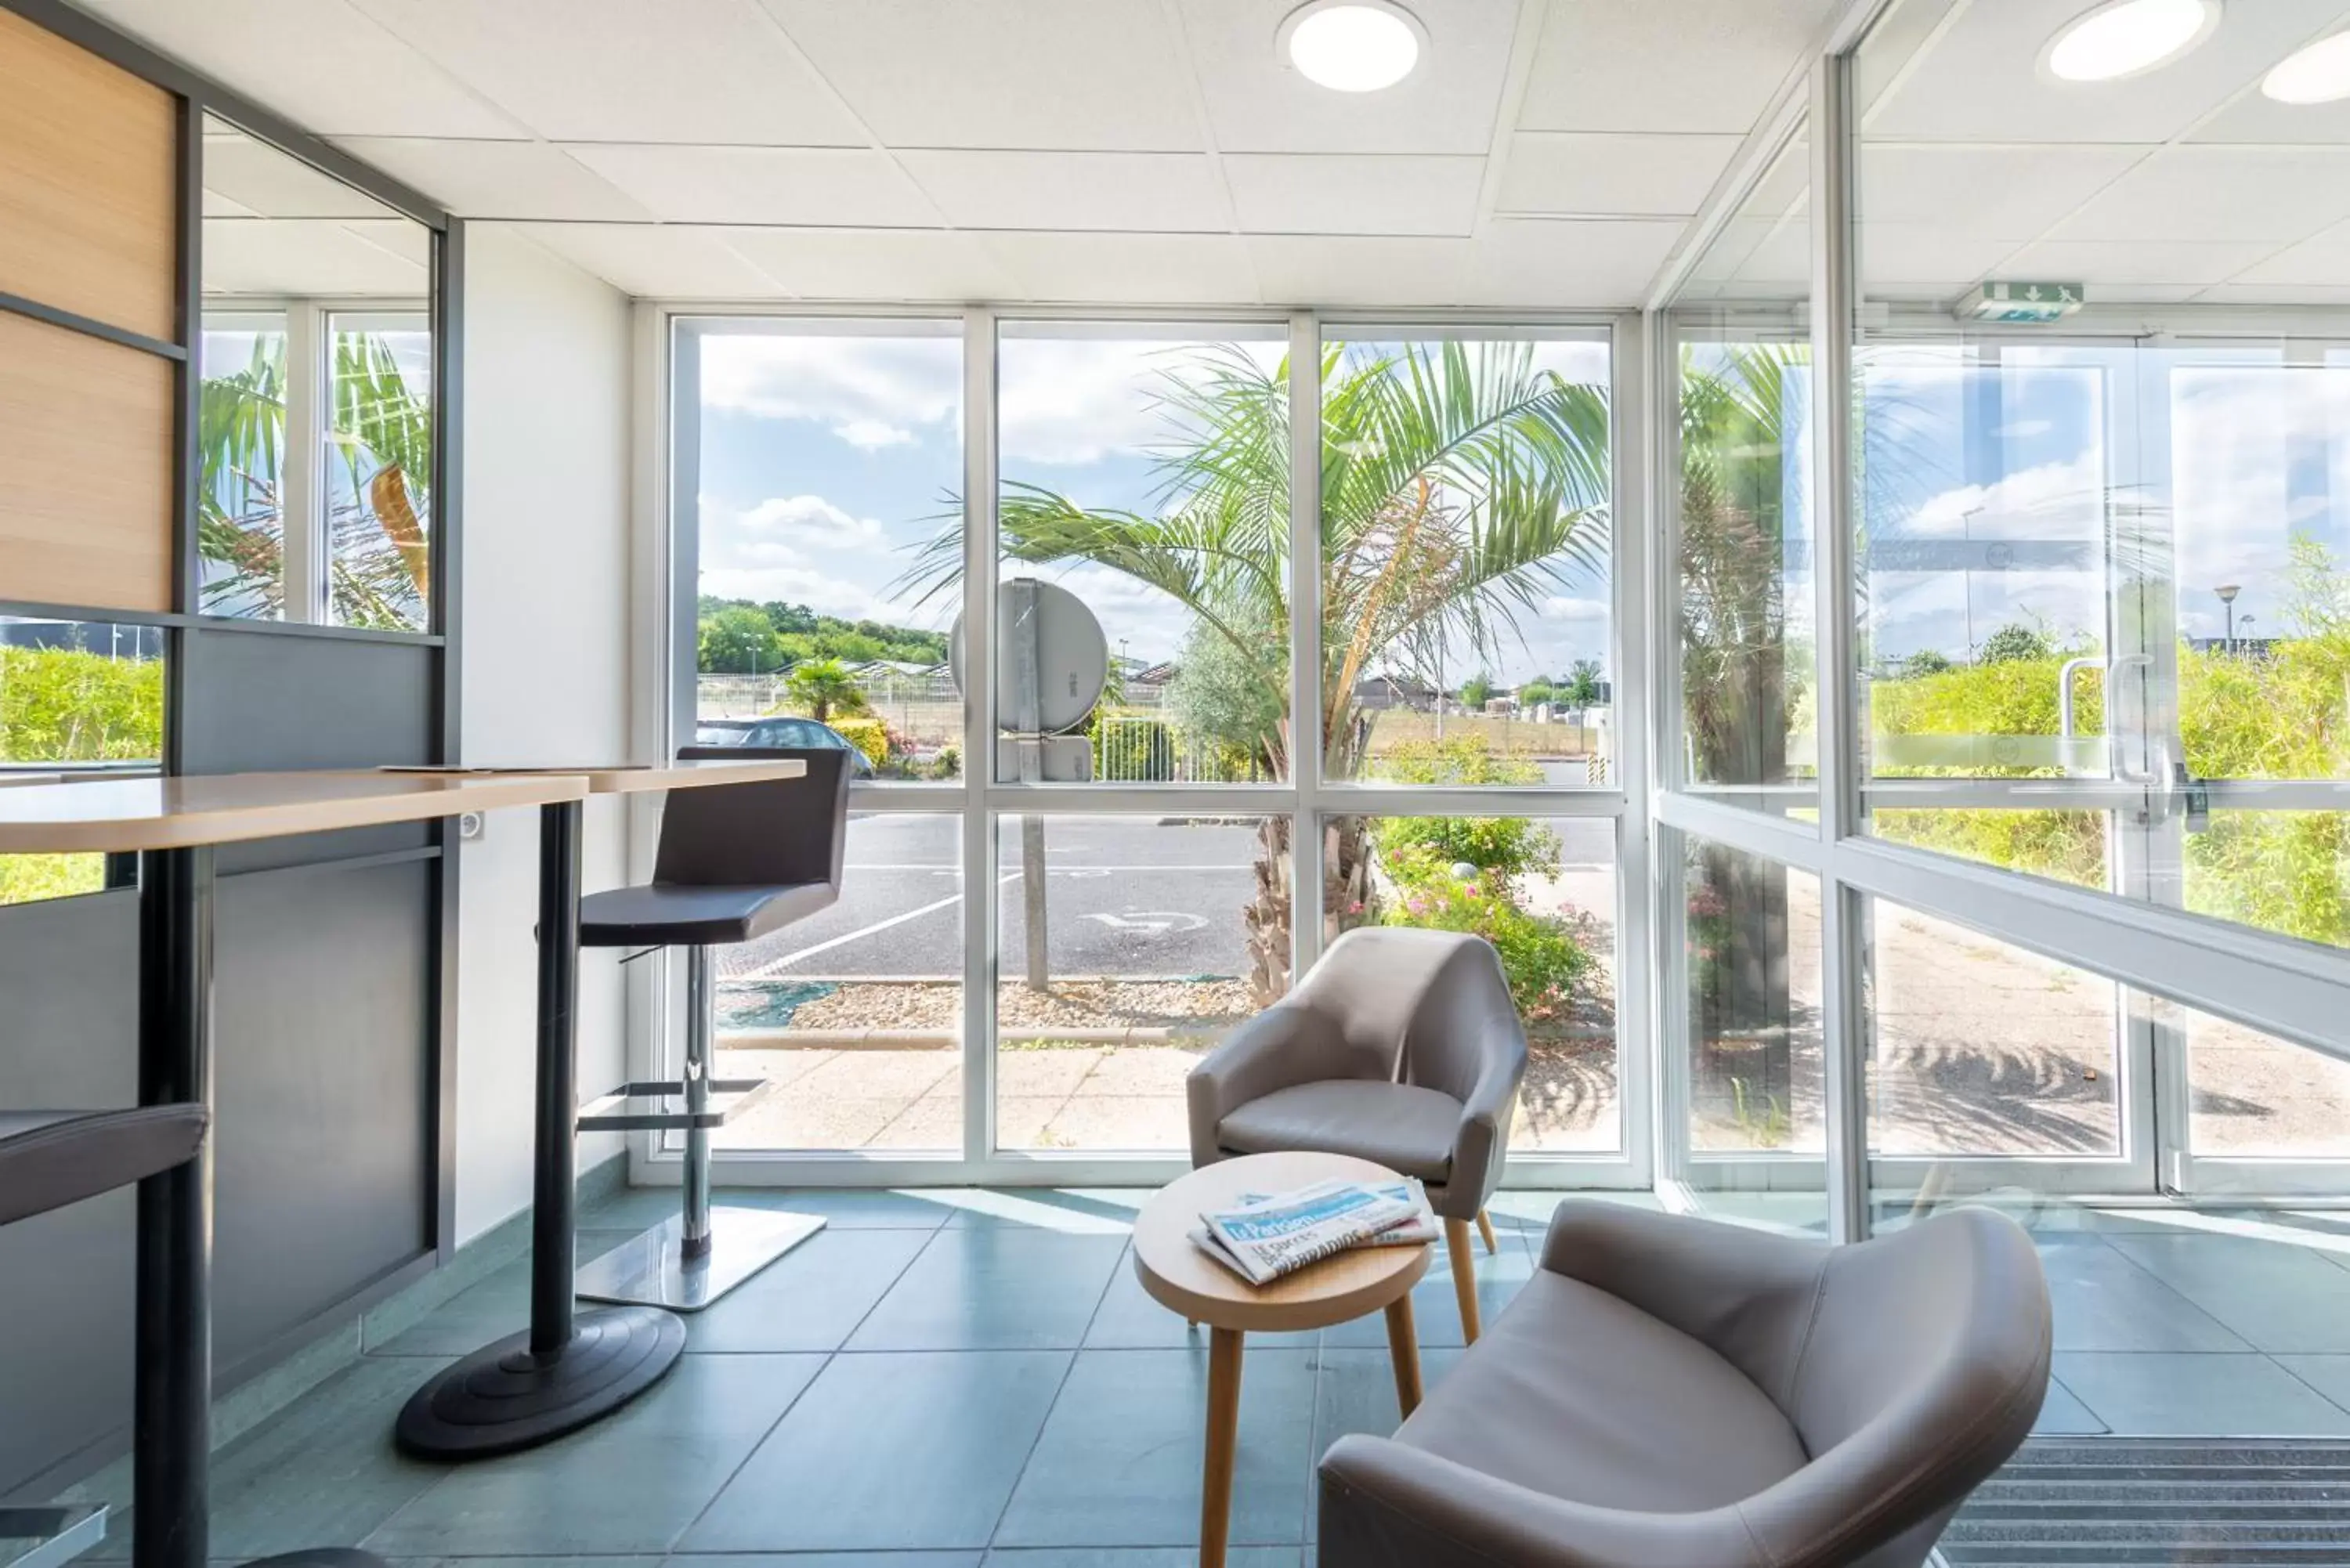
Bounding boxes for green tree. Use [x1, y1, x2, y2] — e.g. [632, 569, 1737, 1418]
[1459, 672, 1495, 710]
[1519, 679, 1557, 709]
[1560, 658, 1604, 710]
[902, 340, 1609, 1001]
[1900, 648, 1954, 677]
[783, 656, 869, 722]
[1977, 622, 2054, 664]
[699, 606, 782, 674]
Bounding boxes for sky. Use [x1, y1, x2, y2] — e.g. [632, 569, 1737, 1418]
[692, 327, 1616, 687]
[1860, 345, 2350, 665]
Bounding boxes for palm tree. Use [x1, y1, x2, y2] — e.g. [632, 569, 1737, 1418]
[904, 340, 1611, 1002]
[783, 657, 869, 723]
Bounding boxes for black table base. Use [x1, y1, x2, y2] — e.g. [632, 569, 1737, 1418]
[396, 800, 684, 1460]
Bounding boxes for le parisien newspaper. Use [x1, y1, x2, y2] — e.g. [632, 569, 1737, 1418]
[1191, 1178, 1438, 1287]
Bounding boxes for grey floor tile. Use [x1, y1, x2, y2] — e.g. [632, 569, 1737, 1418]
[681, 1349, 1070, 1554]
[1322, 1231, 1534, 1349]
[2106, 1232, 2350, 1353]
[2274, 1354, 2350, 1413]
[1082, 1247, 1316, 1350]
[683, 1227, 933, 1353]
[363, 1231, 637, 1356]
[985, 1552, 1301, 1566]
[992, 1349, 1318, 1550]
[666, 1557, 979, 1568]
[584, 1187, 960, 1230]
[2029, 1376, 2107, 1436]
[363, 1353, 824, 1557]
[388, 1559, 663, 1568]
[2034, 1236, 2251, 1353]
[1301, 1347, 1464, 1539]
[2052, 1351, 2350, 1436]
[937, 1189, 1144, 1235]
[844, 1228, 1126, 1352]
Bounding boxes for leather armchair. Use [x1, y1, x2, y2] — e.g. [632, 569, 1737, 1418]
[1318, 1201, 2052, 1568]
[1187, 927, 1529, 1339]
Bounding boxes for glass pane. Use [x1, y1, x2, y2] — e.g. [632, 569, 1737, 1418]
[1868, 800, 2112, 891]
[2177, 996, 2350, 1167]
[1864, 897, 2123, 1159]
[1668, 126, 1817, 818]
[197, 313, 287, 618]
[1330, 812, 1620, 1153]
[687, 320, 963, 780]
[1318, 333, 1614, 789]
[712, 813, 960, 1152]
[993, 323, 1287, 786]
[993, 815, 1280, 1153]
[1678, 834, 1826, 1233]
[326, 314, 433, 631]
[2174, 809, 2350, 949]
[2, 617, 162, 905]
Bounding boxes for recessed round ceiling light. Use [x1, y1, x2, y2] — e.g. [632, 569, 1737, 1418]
[2043, 0, 2218, 83]
[1279, 1, 1425, 94]
[2264, 32, 2350, 103]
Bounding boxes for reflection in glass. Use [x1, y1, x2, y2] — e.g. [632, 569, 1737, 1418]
[1684, 838, 1823, 1166]
[197, 313, 287, 617]
[327, 314, 433, 630]
[1318, 335, 1613, 791]
[993, 815, 1279, 1152]
[710, 813, 960, 1153]
[690, 320, 964, 779]
[1332, 813, 1619, 1152]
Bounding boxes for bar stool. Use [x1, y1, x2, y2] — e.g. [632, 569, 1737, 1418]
[571, 748, 850, 1310]
[0, 1107, 376, 1568]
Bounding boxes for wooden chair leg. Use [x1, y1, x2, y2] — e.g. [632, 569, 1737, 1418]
[1475, 1209, 1498, 1254]
[1201, 1326, 1245, 1568]
[1444, 1216, 1481, 1344]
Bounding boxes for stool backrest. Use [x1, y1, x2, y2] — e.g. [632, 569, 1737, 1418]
[657, 746, 851, 891]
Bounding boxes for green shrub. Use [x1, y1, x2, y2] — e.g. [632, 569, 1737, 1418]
[1373, 813, 1558, 879]
[1379, 853, 1591, 1021]
[0, 854, 106, 906]
[828, 716, 891, 770]
[1093, 712, 1175, 781]
[1376, 733, 1543, 786]
[2, 646, 164, 763]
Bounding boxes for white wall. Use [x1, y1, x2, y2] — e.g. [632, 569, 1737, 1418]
[453, 225, 634, 1245]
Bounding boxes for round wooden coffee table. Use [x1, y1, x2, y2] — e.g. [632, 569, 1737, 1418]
[1132, 1151, 1431, 1568]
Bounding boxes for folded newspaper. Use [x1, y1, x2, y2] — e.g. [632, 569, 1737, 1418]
[1190, 1177, 1438, 1286]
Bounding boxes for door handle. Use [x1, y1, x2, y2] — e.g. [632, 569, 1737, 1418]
[2104, 654, 2157, 784]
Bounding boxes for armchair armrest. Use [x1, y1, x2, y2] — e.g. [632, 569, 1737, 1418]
[1319, 1434, 1764, 1568]
[1184, 1003, 1359, 1168]
[1444, 1042, 1524, 1212]
[1537, 1201, 1831, 1409]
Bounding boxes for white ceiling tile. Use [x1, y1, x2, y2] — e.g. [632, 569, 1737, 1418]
[2231, 219, 2350, 287]
[719, 227, 1018, 302]
[2192, 85, 2350, 146]
[490, 222, 787, 298]
[563, 146, 936, 226]
[898, 152, 1228, 233]
[2045, 146, 2350, 247]
[1862, 0, 2350, 144]
[1224, 155, 1483, 237]
[2197, 282, 2350, 305]
[1496, 133, 1741, 217]
[1857, 226, 2024, 286]
[342, 0, 864, 145]
[982, 232, 1260, 304]
[1177, 0, 1517, 155]
[204, 125, 402, 220]
[1246, 236, 1470, 306]
[1683, 212, 1810, 299]
[1520, 0, 1833, 135]
[755, 0, 1202, 150]
[201, 216, 431, 296]
[1465, 218, 1684, 305]
[78, 0, 529, 138]
[331, 139, 654, 221]
[1857, 143, 2149, 240]
[2000, 238, 2287, 289]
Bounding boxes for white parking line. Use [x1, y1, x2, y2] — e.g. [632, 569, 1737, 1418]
[732, 870, 1021, 983]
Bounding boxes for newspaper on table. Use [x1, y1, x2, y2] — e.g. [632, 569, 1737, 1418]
[1189, 1177, 1436, 1286]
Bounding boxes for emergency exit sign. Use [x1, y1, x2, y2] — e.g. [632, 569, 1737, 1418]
[1960, 281, 2084, 323]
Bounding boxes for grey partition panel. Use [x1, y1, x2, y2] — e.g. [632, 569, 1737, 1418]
[180, 628, 441, 873]
[0, 891, 139, 1498]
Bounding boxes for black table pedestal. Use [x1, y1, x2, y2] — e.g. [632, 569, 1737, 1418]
[396, 800, 684, 1460]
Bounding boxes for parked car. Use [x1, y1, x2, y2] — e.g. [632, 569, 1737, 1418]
[692, 716, 874, 777]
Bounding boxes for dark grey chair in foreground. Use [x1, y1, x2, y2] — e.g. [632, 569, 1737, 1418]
[570, 747, 849, 1311]
[1187, 927, 1528, 1342]
[1318, 1201, 2052, 1568]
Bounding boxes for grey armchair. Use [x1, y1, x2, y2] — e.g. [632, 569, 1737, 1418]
[1318, 1201, 2052, 1568]
[1187, 927, 1528, 1340]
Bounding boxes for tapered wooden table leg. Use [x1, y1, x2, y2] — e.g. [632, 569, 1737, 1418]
[1476, 1209, 1498, 1254]
[1202, 1327, 1245, 1568]
[1445, 1216, 1481, 1344]
[1383, 1294, 1423, 1417]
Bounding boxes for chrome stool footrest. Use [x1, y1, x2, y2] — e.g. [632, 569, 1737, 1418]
[574, 1075, 776, 1133]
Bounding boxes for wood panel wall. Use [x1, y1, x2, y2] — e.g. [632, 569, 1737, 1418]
[0, 5, 179, 615]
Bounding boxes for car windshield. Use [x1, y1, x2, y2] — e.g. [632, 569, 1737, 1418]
[692, 724, 750, 745]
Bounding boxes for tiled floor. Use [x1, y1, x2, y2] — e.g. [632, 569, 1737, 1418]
[63, 1187, 2350, 1564]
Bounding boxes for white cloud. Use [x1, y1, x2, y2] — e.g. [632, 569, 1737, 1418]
[700, 333, 961, 443]
[1540, 594, 1610, 623]
[735, 493, 888, 552]
[1000, 334, 1287, 469]
[834, 418, 913, 450]
[1898, 451, 2104, 543]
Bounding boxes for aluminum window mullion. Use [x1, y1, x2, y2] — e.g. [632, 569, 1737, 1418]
[962, 306, 999, 1165]
[282, 300, 325, 624]
[1289, 312, 1325, 991]
[1611, 311, 1657, 1187]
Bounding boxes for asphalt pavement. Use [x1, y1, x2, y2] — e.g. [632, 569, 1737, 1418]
[718, 809, 1615, 984]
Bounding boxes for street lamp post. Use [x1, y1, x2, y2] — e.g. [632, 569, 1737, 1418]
[2215, 584, 2241, 655]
